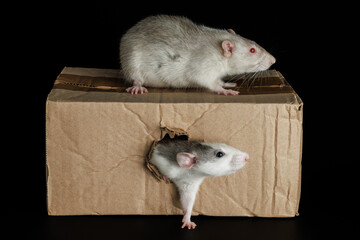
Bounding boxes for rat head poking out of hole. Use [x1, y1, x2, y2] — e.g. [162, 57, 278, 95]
[150, 139, 249, 229]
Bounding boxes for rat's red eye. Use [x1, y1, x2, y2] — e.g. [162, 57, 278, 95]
[250, 48, 256, 53]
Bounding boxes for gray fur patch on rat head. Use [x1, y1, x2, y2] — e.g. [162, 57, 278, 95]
[155, 140, 213, 163]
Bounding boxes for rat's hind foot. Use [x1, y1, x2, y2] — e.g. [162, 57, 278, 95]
[126, 80, 148, 94]
[126, 86, 148, 94]
[217, 89, 239, 96]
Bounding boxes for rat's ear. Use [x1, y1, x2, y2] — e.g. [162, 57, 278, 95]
[227, 29, 236, 34]
[222, 40, 234, 58]
[176, 152, 197, 169]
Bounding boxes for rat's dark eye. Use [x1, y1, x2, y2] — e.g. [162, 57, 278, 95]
[250, 48, 256, 53]
[216, 151, 225, 158]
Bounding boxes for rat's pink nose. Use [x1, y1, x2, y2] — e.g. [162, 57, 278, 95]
[270, 56, 276, 65]
[244, 154, 249, 162]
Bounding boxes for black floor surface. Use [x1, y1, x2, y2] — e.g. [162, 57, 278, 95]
[7, 213, 355, 240]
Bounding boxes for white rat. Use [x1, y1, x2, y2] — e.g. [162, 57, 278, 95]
[150, 140, 249, 229]
[120, 15, 275, 95]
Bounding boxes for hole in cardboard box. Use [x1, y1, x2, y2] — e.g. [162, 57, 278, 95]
[145, 127, 189, 182]
[161, 133, 188, 142]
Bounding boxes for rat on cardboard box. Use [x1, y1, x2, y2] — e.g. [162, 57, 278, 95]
[150, 139, 249, 229]
[120, 15, 275, 95]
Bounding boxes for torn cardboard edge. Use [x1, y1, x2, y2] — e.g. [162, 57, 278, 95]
[53, 68, 296, 95]
[145, 126, 189, 182]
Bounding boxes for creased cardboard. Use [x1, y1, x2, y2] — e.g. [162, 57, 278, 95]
[46, 67, 303, 217]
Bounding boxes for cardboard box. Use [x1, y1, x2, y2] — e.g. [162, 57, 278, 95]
[46, 67, 303, 217]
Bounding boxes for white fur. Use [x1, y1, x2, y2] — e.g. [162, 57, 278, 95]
[120, 15, 275, 94]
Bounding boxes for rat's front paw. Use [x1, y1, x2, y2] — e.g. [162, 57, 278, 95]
[217, 89, 239, 96]
[181, 221, 197, 229]
[126, 86, 148, 94]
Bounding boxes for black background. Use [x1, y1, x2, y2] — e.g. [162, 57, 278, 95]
[6, 1, 357, 239]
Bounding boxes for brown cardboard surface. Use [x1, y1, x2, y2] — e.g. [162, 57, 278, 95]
[46, 67, 303, 217]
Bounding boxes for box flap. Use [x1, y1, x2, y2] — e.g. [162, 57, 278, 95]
[48, 67, 302, 106]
